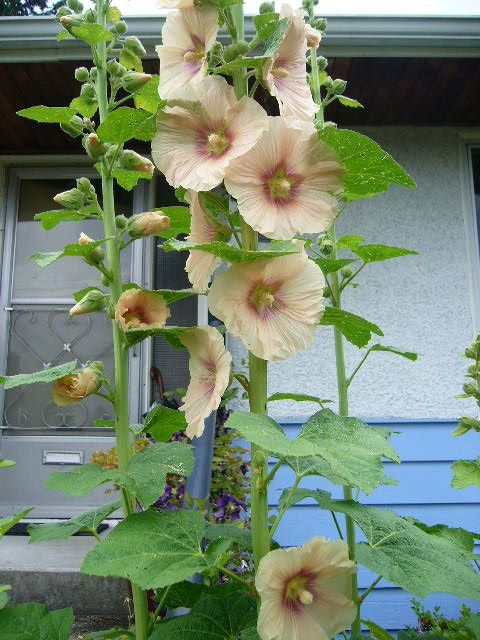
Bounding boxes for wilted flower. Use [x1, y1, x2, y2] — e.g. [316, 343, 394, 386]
[151, 75, 268, 191]
[115, 288, 170, 331]
[207, 243, 325, 361]
[157, 6, 219, 99]
[224, 117, 344, 240]
[305, 23, 322, 48]
[263, 4, 318, 122]
[52, 362, 104, 407]
[69, 289, 106, 316]
[179, 326, 231, 438]
[185, 191, 222, 293]
[127, 211, 170, 238]
[256, 537, 357, 640]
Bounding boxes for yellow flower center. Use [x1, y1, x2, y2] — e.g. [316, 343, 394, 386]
[207, 132, 230, 155]
[285, 576, 314, 606]
[268, 172, 292, 201]
[183, 48, 205, 64]
[250, 286, 276, 312]
[272, 66, 289, 78]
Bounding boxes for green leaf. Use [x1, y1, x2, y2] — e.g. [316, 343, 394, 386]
[72, 23, 112, 45]
[212, 56, 269, 76]
[97, 107, 154, 145]
[337, 234, 365, 251]
[205, 523, 253, 551]
[0, 585, 11, 610]
[0, 459, 15, 469]
[81, 509, 210, 589]
[164, 239, 300, 263]
[314, 256, 357, 274]
[123, 325, 194, 349]
[320, 306, 383, 348]
[154, 206, 190, 240]
[28, 501, 121, 544]
[338, 96, 364, 109]
[70, 95, 98, 119]
[267, 392, 331, 406]
[297, 409, 399, 494]
[45, 463, 109, 497]
[318, 128, 416, 201]
[322, 497, 480, 599]
[451, 460, 480, 489]
[150, 587, 257, 640]
[34, 204, 97, 231]
[73, 286, 104, 303]
[278, 487, 330, 511]
[144, 405, 187, 442]
[254, 11, 279, 40]
[362, 620, 395, 640]
[0, 361, 77, 390]
[155, 581, 205, 610]
[353, 243, 417, 263]
[154, 288, 196, 304]
[369, 344, 418, 361]
[120, 48, 142, 72]
[112, 169, 152, 191]
[57, 29, 74, 41]
[0, 509, 32, 538]
[134, 75, 164, 114]
[84, 628, 135, 639]
[453, 416, 480, 437]
[262, 16, 289, 57]
[0, 603, 74, 640]
[31, 239, 106, 268]
[241, 629, 261, 640]
[17, 106, 76, 124]
[466, 613, 480, 639]
[408, 520, 478, 555]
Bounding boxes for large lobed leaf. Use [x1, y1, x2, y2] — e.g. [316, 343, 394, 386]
[17, 106, 76, 124]
[320, 306, 384, 348]
[34, 204, 97, 231]
[451, 460, 480, 489]
[144, 405, 187, 442]
[97, 107, 156, 145]
[31, 240, 107, 268]
[353, 243, 417, 263]
[319, 128, 416, 201]
[0, 603, 74, 640]
[0, 509, 32, 538]
[0, 361, 77, 390]
[164, 239, 300, 263]
[154, 206, 190, 239]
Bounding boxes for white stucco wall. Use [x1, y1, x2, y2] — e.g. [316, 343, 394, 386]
[228, 127, 480, 421]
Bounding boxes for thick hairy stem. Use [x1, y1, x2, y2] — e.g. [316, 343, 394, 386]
[330, 229, 361, 635]
[94, 2, 149, 638]
[229, 2, 271, 570]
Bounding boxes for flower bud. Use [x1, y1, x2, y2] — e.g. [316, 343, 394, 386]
[59, 14, 84, 31]
[224, 44, 241, 63]
[119, 150, 154, 174]
[80, 83, 96, 99]
[52, 362, 104, 407]
[107, 59, 126, 77]
[114, 20, 128, 34]
[341, 267, 353, 279]
[236, 40, 250, 55]
[54, 188, 85, 209]
[115, 215, 128, 229]
[259, 1, 275, 13]
[67, 0, 83, 11]
[76, 177, 96, 198]
[79, 233, 105, 264]
[124, 36, 146, 57]
[84, 8, 96, 22]
[60, 115, 84, 139]
[319, 237, 334, 256]
[83, 133, 108, 159]
[127, 211, 171, 238]
[74, 66, 89, 82]
[90, 67, 98, 81]
[324, 75, 333, 91]
[333, 79, 347, 95]
[305, 24, 321, 49]
[315, 17, 327, 31]
[121, 72, 152, 93]
[317, 56, 328, 71]
[56, 6, 72, 19]
[69, 290, 106, 316]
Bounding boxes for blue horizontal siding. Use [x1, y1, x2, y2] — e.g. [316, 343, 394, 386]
[267, 418, 480, 631]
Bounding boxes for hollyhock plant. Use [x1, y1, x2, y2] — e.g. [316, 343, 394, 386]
[115, 288, 170, 331]
[224, 117, 344, 239]
[52, 362, 104, 407]
[185, 191, 222, 292]
[207, 243, 325, 361]
[179, 326, 231, 438]
[127, 211, 171, 238]
[151, 75, 269, 191]
[263, 4, 318, 122]
[157, 6, 219, 99]
[256, 537, 356, 640]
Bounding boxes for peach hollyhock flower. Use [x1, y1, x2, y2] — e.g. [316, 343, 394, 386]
[127, 211, 170, 238]
[157, 0, 194, 8]
[151, 75, 269, 191]
[179, 326, 231, 438]
[185, 191, 222, 293]
[207, 243, 325, 361]
[157, 6, 219, 99]
[52, 362, 104, 407]
[224, 117, 344, 240]
[115, 288, 170, 331]
[256, 537, 357, 640]
[263, 4, 318, 122]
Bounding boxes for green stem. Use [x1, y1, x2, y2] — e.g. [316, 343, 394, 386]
[330, 226, 361, 635]
[269, 476, 301, 540]
[347, 347, 372, 388]
[94, 2, 149, 638]
[359, 575, 382, 604]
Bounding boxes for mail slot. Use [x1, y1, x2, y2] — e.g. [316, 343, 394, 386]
[42, 450, 84, 465]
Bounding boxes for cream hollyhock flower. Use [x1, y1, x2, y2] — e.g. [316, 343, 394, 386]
[157, 0, 194, 8]
[185, 191, 222, 293]
[305, 23, 322, 49]
[115, 288, 170, 331]
[263, 4, 318, 122]
[179, 326, 231, 438]
[127, 211, 170, 238]
[52, 363, 104, 407]
[256, 537, 357, 640]
[151, 75, 269, 191]
[157, 6, 218, 99]
[224, 117, 344, 240]
[207, 243, 325, 361]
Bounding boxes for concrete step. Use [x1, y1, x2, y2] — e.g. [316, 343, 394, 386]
[0, 535, 129, 617]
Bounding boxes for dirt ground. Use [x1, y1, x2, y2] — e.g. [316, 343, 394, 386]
[72, 615, 129, 639]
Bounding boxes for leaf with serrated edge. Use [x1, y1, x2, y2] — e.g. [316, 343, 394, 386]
[97, 107, 154, 145]
[0, 509, 32, 538]
[205, 523, 253, 551]
[144, 405, 187, 442]
[451, 460, 480, 489]
[320, 306, 383, 348]
[81, 509, 209, 589]
[17, 106, 76, 124]
[31, 240, 107, 268]
[164, 239, 299, 263]
[0, 603, 74, 640]
[354, 243, 417, 263]
[154, 206, 190, 240]
[0, 361, 77, 390]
